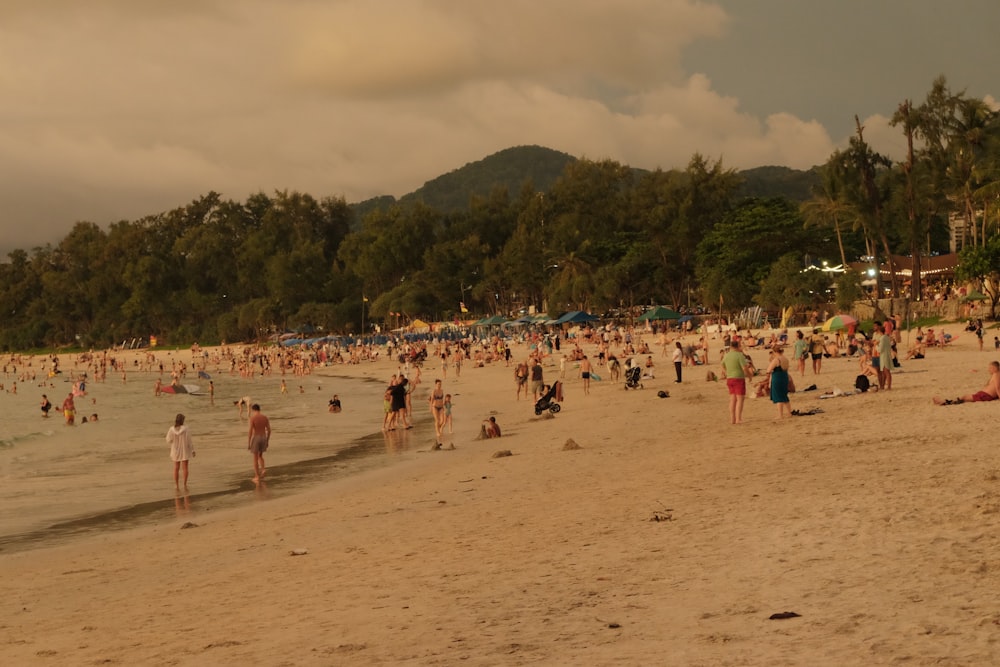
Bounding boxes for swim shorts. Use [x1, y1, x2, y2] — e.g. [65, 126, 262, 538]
[726, 378, 746, 395]
[249, 434, 269, 454]
[971, 391, 997, 402]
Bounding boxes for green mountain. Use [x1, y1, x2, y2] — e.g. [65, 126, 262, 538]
[350, 145, 575, 220]
[403, 145, 576, 210]
[349, 147, 820, 222]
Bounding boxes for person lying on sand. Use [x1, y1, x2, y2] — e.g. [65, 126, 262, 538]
[933, 361, 1000, 405]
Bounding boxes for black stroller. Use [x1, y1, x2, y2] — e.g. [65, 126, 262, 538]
[624, 364, 643, 390]
[534, 381, 562, 415]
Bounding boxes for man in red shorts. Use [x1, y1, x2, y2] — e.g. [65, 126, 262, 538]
[721, 339, 752, 424]
[933, 361, 1000, 405]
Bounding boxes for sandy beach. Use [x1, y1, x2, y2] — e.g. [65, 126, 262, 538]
[3, 328, 1000, 666]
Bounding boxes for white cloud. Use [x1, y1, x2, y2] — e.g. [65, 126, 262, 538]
[0, 0, 925, 254]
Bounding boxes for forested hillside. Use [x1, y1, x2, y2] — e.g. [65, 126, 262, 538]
[2, 75, 992, 351]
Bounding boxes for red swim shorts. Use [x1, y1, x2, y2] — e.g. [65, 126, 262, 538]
[971, 391, 997, 402]
[726, 377, 746, 396]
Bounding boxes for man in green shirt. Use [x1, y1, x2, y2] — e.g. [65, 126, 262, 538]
[721, 340, 752, 424]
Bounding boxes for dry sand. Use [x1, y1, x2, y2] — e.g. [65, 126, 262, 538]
[3, 328, 1000, 666]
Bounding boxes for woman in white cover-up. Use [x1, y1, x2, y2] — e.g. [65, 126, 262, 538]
[166, 413, 195, 488]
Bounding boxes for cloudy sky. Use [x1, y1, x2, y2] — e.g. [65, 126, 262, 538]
[1, 0, 997, 254]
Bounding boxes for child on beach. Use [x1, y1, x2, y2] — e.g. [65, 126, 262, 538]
[443, 394, 453, 434]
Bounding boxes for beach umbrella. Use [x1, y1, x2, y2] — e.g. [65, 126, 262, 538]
[962, 289, 989, 302]
[638, 306, 681, 321]
[821, 314, 857, 331]
[553, 311, 600, 324]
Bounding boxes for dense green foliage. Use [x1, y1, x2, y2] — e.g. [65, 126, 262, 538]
[3, 77, 1000, 350]
[736, 166, 821, 202]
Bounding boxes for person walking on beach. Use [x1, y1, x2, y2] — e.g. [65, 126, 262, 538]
[248, 403, 271, 482]
[429, 379, 446, 442]
[809, 329, 825, 374]
[530, 359, 545, 402]
[62, 392, 76, 425]
[875, 321, 893, 391]
[514, 361, 528, 400]
[166, 413, 195, 488]
[672, 341, 683, 383]
[792, 330, 808, 377]
[579, 355, 592, 395]
[443, 394, 453, 434]
[389, 377, 410, 429]
[721, 339, 751, 425]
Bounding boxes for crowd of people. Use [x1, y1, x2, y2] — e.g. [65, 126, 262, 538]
[12, 311, 991, 494]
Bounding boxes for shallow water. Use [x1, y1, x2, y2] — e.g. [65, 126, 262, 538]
[0, 360, 428, 553]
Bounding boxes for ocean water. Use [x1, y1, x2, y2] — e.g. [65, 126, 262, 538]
[0, 362, 428, 553]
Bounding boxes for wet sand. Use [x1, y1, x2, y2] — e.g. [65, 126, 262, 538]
[3, 330, 1000, 665]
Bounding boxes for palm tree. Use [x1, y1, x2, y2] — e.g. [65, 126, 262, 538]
[547, 247, 595, 312]
[800, 164, 855, 268]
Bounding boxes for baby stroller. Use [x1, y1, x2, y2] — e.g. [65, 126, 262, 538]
[624, 364, 643, 390]
[534, 381, 562, 415]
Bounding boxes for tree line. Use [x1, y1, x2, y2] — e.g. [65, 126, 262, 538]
[1, 76, 998, 350]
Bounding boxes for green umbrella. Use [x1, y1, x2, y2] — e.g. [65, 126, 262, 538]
[638, 306, 681, 321]
[962, 289, 989, 302]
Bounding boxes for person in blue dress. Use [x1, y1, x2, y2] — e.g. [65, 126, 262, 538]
[767, 345, 791, 420]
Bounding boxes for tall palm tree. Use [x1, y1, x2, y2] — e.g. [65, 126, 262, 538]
[800, 164, 856, 267]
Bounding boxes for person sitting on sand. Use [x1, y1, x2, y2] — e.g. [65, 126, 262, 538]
[480, 416, 501, 438]
[858, 342, 879, 379]
[933, 361, 1000, 405]
[643, 355, 655, 379]
[905, 337, 927, 360]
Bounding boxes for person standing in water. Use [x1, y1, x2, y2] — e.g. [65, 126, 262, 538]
[248, 403, 271, 482]
[166, 413, 195, 488]
[61, 392, 76, 425]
